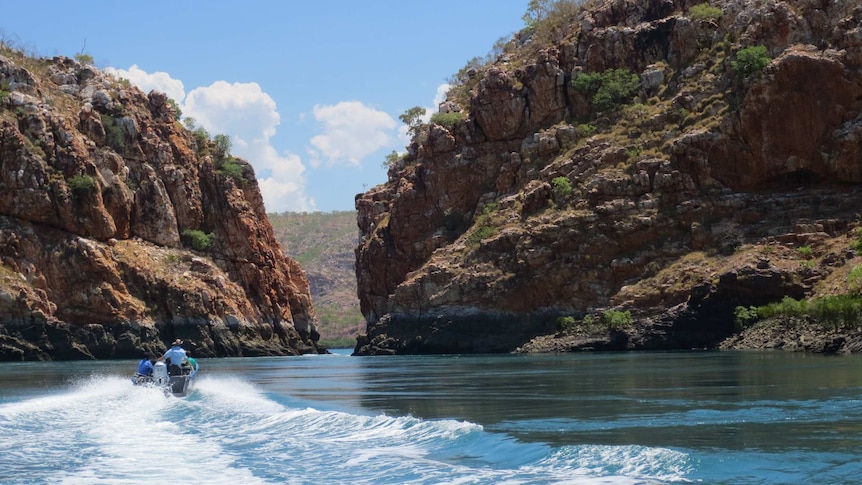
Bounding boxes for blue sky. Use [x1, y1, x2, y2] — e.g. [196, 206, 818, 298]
[2, 1, 529, 213]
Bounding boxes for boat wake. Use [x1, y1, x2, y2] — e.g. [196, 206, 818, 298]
[0, 375, 693, 484]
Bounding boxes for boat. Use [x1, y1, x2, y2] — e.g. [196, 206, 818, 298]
[131, 360, 199, 397]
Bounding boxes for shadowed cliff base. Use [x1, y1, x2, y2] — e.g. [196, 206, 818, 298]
[355, 313, 557, 355]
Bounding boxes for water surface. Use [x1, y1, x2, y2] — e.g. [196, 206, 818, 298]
[2, 350, 861, 483]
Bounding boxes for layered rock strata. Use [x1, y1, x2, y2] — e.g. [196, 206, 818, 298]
[354, 0, 862, 354]
[0, 51, 321, 360]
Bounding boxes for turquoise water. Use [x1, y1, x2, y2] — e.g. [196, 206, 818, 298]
[1, 350, 861, 483]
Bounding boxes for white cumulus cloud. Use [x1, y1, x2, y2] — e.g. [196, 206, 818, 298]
[104, 64, 186, 102]
[104, 67, 314, 213]
[183, 81, 280, 145]
[308, 101, 398, 168]
[182, 80, 314, 213]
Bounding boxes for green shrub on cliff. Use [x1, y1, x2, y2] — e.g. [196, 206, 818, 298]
[67, 174, 97, 199]
[218, 158, 245, 183]
[751, 295, 862, 331]
[810, 295, 862, 330]
[551, 176, 573, 199]
[74, 53, 94, 65]
[689, 3, 723, 20]
[850, 228, 862, 252]
[469, 225, 495, 245]
[100, 114, 126, 152]
[602, 309, 632, 328]
[576, 123, 596, 137]
[399, 106, 426, 135]
[467, 202, 499, 245]
[572, 68, 640, 112]
[731, 45, 771, 79]
[213, 133, 232, 161]
[556, 315, 576, 332]
[430, 111, 464, 130]
[182, 117, 211, 156]
[167, 98, 182, 121]
[522, 0, 589, 46]
[733, 305, 760, 330]
[181, 229, 214, 251]
[383, 150, 401, 169]
[848, 265, 862, 294]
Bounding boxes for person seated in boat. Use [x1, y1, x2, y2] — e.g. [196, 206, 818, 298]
[135, 354, 156, 381]
[184, 353, 199, 374]
[162, 339, 188, 376]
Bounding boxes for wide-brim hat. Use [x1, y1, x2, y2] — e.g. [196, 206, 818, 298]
[172, 339, 183, 346]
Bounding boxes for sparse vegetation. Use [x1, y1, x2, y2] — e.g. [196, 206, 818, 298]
[218, 158, 245, 183]
[851, 228, 862, 252]
[213, 133, 232, 161]
[100, 114, 126, 151]
[211, 133, 245, 183]
[739, 295, 862, 332]
[601, 309, 633, 328]
[430, 111, 464, 130]
[572, 68, 640, 112]
[576, 123, 597, 137]
[167, 98, 182, 120]
[67, 174, 97, 199]
[468, 202, 499, 245]
[731, 45, 771, 79]
[181, 229, 214, 251]
[383, 150, 401, 169]
[734, 305, 760, 330]
[849, 265, 862, 294]
[689, 3, 723, 21]
[522, 0, 590, 46]
[469, 225, 496, 244]
[74, 53, 94, 65]
[551, 176, 573, 199]
[443, 0, 594, 108]
[182, 117, 211, 156]
[399, 106, 426, 135]
[556, 315, 576, 332]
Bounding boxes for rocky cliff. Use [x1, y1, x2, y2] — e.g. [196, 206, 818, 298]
[354, 0, 862, 355]
[0, 48, 322, 360]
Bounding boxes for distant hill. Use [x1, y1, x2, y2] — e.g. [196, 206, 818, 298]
[269, 211, 362, 348]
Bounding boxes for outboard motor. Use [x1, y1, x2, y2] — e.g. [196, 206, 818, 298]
[152, 361, 170, 386]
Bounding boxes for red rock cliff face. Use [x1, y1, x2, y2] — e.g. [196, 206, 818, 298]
[0, 51, 321, 360]
[354, 0, 862, 355]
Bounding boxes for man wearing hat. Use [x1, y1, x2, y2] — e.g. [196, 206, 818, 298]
[162, 339, 188, 376]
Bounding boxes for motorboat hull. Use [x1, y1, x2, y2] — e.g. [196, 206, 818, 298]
[132, 361, 198, 397]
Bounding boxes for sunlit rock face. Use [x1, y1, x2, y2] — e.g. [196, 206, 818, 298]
[355, 0, 862, 355]
[0, 52, 322, 360]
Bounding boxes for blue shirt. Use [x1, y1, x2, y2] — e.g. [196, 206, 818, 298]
[163, 346, 187, 366]
[137, 359, 154, 376]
